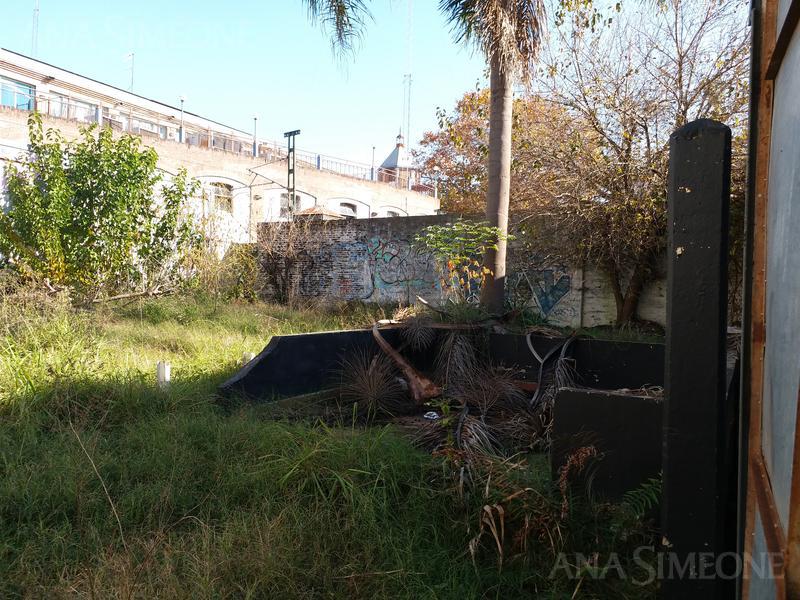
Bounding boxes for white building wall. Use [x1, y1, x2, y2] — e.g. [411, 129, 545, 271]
[0, 108, 438, 254]
[0, 48, 439, 254]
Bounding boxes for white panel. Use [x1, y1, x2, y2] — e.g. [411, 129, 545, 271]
[762, 22, 800, 529]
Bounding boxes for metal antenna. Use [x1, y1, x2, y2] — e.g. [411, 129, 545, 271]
[126, 52, 134, 92]
[405, 0, 413, 145]
[31, 0, 40, 57]
[401, 74, 408, 139]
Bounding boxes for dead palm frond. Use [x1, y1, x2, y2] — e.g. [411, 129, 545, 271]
[399, 314, 437, 351]
[411, 420, 449, 452]
[455, 364, 527, 416]
[458, 413, 500, 457]
[338, 350, 409, 419]
[435, 331, 480, 393]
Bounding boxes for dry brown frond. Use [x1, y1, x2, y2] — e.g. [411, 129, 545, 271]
[399, 314, 437, 351]
[557, 446, 599, 519]
[337, 351, 409, 419]
[435, 331, 480, 393]
[455, 364, 526, 415]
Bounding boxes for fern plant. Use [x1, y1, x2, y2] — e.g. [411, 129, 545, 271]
[621, 474, 663, 520]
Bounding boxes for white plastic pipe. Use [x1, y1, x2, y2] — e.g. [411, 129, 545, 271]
[156, 361, 171, 390]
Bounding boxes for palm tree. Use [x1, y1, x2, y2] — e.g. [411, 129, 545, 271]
[303, 0, 546, 312]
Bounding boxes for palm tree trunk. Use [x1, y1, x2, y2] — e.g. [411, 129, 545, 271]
[480, 53, 514, 313]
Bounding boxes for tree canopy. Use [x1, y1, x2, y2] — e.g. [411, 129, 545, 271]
[416, 0, 749, 324]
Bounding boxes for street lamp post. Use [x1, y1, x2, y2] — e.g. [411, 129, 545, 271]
[179, 95, 185, 143]
[253, 116, 258, 158]
[432, 165, 441, 201]
[284, 129, 301, 216]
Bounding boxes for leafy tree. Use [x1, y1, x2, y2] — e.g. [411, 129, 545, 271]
[417, 0, 749, 325]
[535, 0, 749, 324]
[416, 90, 596, 216]
[302, 0, 547, 313]
[414, 219, 507, 303]
[0, 114, 199, 303]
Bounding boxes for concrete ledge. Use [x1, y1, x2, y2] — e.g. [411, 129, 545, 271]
[218, 327, 406, 400]
[220, 329, 666, 402]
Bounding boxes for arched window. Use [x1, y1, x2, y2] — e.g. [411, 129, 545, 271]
[339, 202, 358, 218]
[209, 182, 233, 213]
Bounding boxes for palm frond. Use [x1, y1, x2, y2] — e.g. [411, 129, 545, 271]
[338, 350, 408, 419]
[303, 0, 373, 55]
[439, 0, 547, 78]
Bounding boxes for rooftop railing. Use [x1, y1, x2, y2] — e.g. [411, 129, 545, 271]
[0, 86, 436, 197]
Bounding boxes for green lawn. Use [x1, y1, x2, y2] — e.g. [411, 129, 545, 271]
[0, 293, 658, 599]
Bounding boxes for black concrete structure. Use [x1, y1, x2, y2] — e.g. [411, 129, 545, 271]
[219, 328, 405, 399]
[219, 330, 667, 402]
[488, 334, 664, 390]
[662, 119, 733, 599]
[551, 388, 663, 501]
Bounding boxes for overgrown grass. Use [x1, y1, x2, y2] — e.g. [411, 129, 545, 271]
[0, 291, 658, 598]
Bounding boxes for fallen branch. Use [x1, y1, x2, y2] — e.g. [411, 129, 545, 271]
[90, 288, 172, 304]
[377, 318, 481, 331]
[372, 323, 441, 404]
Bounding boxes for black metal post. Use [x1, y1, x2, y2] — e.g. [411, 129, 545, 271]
[662, 119, 731, 599]
[284, 129, 300, 216]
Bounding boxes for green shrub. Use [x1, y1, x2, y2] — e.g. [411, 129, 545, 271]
[0, 114, 199, 303]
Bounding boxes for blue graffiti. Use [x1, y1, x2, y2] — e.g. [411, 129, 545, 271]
[531, 268, 572, 315]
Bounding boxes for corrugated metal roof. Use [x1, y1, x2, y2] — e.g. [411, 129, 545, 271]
[295, 206, 345, 219]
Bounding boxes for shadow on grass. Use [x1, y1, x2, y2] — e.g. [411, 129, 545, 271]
[1, 361, 659, 599]
[0, 365, 479, 598]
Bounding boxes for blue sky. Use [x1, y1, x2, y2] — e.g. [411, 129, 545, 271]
[1, 1, 487, 165]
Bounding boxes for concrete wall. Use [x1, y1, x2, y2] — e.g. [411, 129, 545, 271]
[0, 106, 439, 250]
[257, 215, 667, 328]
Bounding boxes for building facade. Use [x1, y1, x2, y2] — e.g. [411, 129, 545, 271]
[0, 48, 439, 251]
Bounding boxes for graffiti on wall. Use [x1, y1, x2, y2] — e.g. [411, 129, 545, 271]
[509, 265, 573, 316]
[262, 216, 664, 328]
[297, 236, 439, 303]
[295, 233, 574, 316]
[366, 237, 439, 300]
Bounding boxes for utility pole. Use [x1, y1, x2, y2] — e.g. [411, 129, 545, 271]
[179, 95, 185, 143]
[31, 0, 39, 57]
[127, 52, 134, 92]
[284, 129, 300, 217]
[371, 145, 376, 181]
[253, 116, 258, 158]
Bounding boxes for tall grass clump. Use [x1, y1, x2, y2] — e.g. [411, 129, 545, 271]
[0, 275, 97, 420]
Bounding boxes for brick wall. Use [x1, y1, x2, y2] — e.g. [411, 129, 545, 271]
[257, 215, 667, 327]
